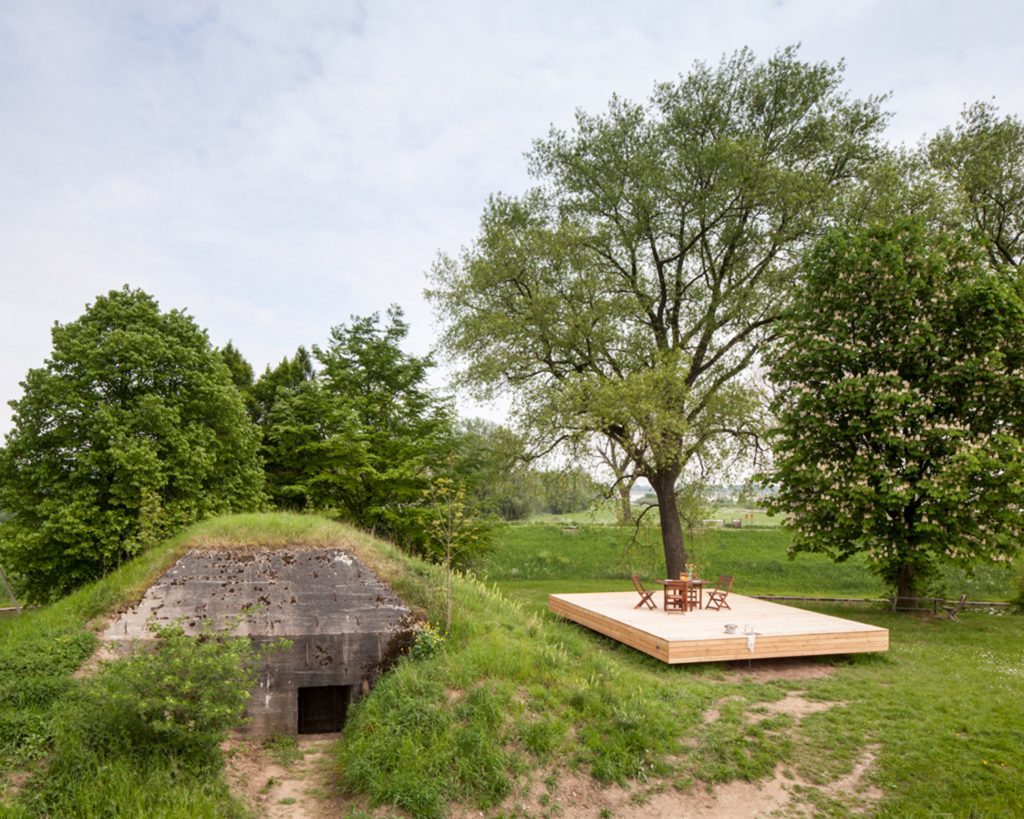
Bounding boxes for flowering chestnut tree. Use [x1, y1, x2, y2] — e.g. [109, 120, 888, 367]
[765, 219, 1024, 601]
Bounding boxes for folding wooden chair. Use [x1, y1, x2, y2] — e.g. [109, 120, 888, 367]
[942, 593, 968, 622]
[705, 575, 734, 611]
[631, 574, 657, 609]
[663, 581, 688, 613]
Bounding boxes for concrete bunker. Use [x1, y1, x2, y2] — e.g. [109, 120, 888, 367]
[105, 548, 416, 735]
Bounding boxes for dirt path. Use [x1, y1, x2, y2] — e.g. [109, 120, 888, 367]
[224, 734, 350, 819]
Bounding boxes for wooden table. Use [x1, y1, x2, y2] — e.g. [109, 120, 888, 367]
[660, 579, 704, 613]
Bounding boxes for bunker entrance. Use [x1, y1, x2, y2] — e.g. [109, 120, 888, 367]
[298, 685, 351, 734]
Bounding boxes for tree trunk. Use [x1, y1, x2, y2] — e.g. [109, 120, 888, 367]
[650, 469, 687, 578]
[895, 562, 918, 605]
[617, 483, 633, 525]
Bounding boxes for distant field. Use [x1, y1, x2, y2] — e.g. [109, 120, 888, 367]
[478, 523, 1016, 610]
[703, 506, 782, 528]
[528, 503, 782, 528]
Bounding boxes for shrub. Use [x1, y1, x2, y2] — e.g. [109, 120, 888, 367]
[408, 623, 446, 661]
[92, 620, 283, 757]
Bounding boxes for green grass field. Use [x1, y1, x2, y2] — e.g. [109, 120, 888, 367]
[480, 523, 1016, 605]
[529, 503, 782, 528]
[472, 522, 1024, 816]
[1, 514, 1022, 817]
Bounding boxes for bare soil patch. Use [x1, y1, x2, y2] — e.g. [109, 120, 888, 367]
[224, 734, 352, 819]
[758, 691, 845, 721]
[722, 657, 838, 682]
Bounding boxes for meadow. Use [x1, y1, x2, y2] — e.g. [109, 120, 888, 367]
[0, 514, 1021, 818]
[482, 521, 1016, 614]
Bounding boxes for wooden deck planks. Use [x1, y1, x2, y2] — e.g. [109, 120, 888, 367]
[548, 592, 888, 664]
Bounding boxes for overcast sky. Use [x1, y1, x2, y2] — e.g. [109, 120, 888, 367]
[2, 0, 1022, 436]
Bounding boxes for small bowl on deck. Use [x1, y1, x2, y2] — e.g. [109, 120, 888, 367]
[724, 624, 738, 634]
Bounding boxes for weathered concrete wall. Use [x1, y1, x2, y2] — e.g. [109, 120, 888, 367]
[105, 547, 416, 735]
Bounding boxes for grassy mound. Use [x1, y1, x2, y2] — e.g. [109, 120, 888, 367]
[0, 513, 425, 816]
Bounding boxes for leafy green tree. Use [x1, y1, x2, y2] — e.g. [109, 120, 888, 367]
[536, 468, 602, 515]
[311, 307, 452, 547]
[259, 377, 340, 509]
[428, 47, 886, 576]
[930, 101, 1024, 272]
[219, 340, 256, 419]
[448, 418, 540, 520]
[251, 347, 316, 427]
[259, 308, 453, 554]
[764, 219, 1024, 601]
[424, 459, 489, 632]
[0, 288, 264, 601]
[219, 341, 254, 392]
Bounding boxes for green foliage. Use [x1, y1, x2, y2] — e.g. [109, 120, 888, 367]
[14, 624, 270, 816]
[448, 418, 536, 520]
[0, 287, 264, 601]
[251, 346, 316, 424]
[0, 623, 96, 767]
[336, 575, 707, 818]
[423, 474, 488, 568]
[428, 45, 887, 575]
[536, 467, 602, 515]
[95, 620, 274, 756]
[765, 219, 1024, 598]
[408, 622, 446, 661]
[424, 466, 490, 631]
[0, 522, 263, 817]
[449, 419, 603, 521]
[13, 752, 247, 819]
[218, 340, 255, 392]
[256, 308, 453, 556]
[930, 100, 1024, 272]
[218, 340, 257, 419]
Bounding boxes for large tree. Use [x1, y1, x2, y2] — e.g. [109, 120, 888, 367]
[258, 308, 453, 553]
[764, 219, 1024, 601]
[0, 287, 265, 600]
[930, 101, 1024, 272]
[428, 47, 886, 575]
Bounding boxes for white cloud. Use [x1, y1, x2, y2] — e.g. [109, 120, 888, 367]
[2, 0, 1023, 433]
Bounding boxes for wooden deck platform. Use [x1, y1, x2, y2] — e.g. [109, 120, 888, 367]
[548, 591, 889, 664]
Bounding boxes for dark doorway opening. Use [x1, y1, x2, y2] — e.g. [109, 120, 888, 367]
[298, 685, 351, 733]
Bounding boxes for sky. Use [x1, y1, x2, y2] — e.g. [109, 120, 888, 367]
[2, 0, 1023, 437]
